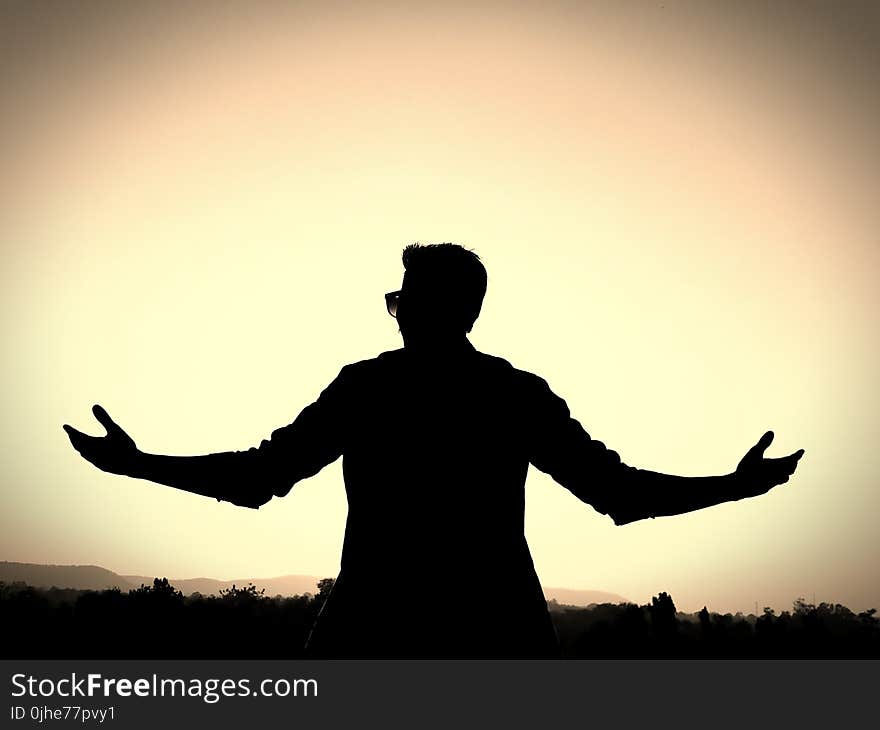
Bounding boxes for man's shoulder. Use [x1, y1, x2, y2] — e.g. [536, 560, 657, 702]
[358, 347, 406, 369]
[474, 350, 546, 386]
[335, 347, 547, 389]
[470, 352, 559, 404]
[333, 348, 404, 379]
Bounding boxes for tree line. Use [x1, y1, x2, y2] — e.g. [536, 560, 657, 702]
[1, 580, 877, 658]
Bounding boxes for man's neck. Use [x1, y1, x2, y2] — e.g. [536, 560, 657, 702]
[403, 335, 475, 360]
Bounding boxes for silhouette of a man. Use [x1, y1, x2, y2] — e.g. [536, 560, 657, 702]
[64, 243, 804, 658]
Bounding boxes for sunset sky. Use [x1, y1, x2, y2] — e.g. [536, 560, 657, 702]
[2, 0, 878, 614]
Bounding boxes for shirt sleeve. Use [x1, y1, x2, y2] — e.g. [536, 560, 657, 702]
[522, 373, 646, 525]
[211, 364, 353, 508]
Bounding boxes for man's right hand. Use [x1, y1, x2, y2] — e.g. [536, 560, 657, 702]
[63, 404, 140, 476]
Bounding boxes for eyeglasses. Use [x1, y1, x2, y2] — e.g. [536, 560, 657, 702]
[385, 290, 401, 318]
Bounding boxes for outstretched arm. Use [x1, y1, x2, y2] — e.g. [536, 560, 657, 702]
[63, 405, 289, 508]
[63, 368, 351, 509]
[606, 431, 804, 525]
[525, 375, 805, 526]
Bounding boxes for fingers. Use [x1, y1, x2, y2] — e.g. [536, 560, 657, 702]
[62, 424, 96, 455]
[766, 452, 804, 486]
[63, 423, 86, 443]
[770, 449, 805, 468]
[768, 456, 798, 474]
[751, 432, 805, 468]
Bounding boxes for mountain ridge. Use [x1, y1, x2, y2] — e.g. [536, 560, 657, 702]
[0, 561, 628, 606]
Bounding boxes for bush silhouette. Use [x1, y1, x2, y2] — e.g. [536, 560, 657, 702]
[1, 580, 877, 658]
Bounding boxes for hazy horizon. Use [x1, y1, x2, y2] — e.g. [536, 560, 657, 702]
[2, 0, 878, 615]
[0, 559, 631, 608]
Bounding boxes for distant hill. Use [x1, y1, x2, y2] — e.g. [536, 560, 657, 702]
[0, 561, 134, 592]
[1, 561, 627, 606]
[544, 587, 629, 607]
[120, 574, 324, 597]
[0, 562, 323, 597]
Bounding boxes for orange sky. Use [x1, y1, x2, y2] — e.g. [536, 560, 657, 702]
[2, 0, 878, 614]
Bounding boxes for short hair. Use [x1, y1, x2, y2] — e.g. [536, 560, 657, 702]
[401, 242, 487, 333]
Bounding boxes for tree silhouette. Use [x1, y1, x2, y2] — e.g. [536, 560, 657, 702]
[2, 580, 878, 658]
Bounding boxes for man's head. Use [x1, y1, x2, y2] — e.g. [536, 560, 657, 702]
[389, 243, 487, 345]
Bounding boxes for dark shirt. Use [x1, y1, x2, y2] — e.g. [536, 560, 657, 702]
[212, 339, 650, 657]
